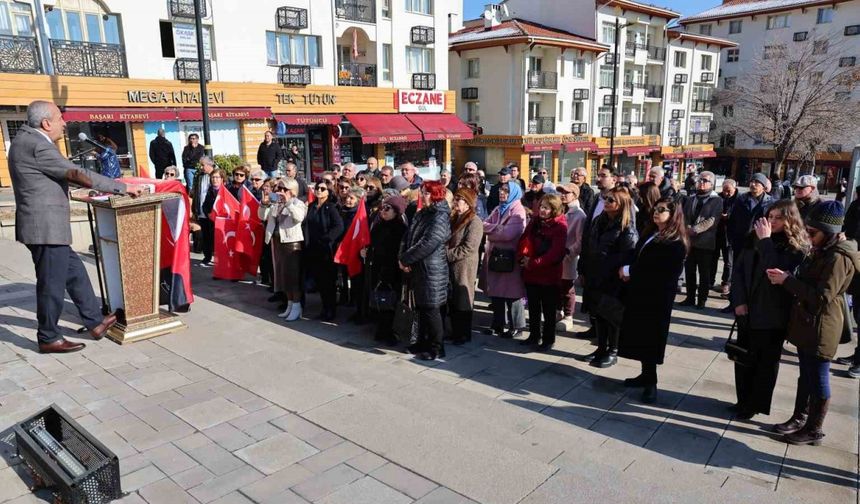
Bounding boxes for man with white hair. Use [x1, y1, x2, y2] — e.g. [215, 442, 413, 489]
[793, 174, 821, 219]
[365, 156, 380, 178]
[401, 162, 423, 189]
[342, 162, 356, 181]
[680, 170, 723, 310]
[149, 127, 176, 179]
[647, 166, 676, 199]
[570, 167, 594, 212]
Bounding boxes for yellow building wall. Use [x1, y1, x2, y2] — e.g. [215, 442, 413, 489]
[0, 125, 7, 186]
[239, 120, 271, 167]
[130, 122, 147, 176]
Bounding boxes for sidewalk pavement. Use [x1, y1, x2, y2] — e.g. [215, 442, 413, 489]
[0, 237, 856, 504]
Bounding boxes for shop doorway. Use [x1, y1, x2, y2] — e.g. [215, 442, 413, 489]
[65, 121, 133, 174]
[179, 120, 241, 159]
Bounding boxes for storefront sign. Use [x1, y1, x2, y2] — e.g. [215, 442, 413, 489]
[127, 90, 226, 104]
[459, 135, 524, 147]
[396, 90, 446, 113]
[173, 23, 212, 59]
[177, 107, 271, 121]
[63, 107, 177, 122]
[275, 93, 338, 106]
[595, 135, 661, 148]
[274, 114, 342, 126]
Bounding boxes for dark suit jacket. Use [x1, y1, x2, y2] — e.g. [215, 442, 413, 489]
[9, 125, 126, 245]
[149, 136, 176, 172]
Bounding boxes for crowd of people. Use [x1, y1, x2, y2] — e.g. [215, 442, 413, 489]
[182, 138, 860, 449]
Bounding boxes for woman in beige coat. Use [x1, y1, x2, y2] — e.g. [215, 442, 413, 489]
[446, 188, 484, 344]
[260, 177, 307, 322]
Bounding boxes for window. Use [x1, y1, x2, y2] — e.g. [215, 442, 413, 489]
[766, 14, 789, 30]
[847, 25, 860, 36]
[467, 58, 479, 78]
[692, 85, 712, 102]
[726, 48, 739, 62]
[671, 84, 683, 103]
[673, 51, 687, 68]
[599, 65, 613, 88]
[159, 21, 175, 57]
[266, 32, 322, 67]
[382, 43, 392, 80]
[724, 76, 736, 89]
[382, 0, 391, 18]
[44, 1, 120, 43]
[722, 105, 734, 117]
[668, 119, 681, 138]
[701, 54, 712, 70]
[817, 7, 834, 24]
[729, 20, 742, 34]
[558, 101, 564, 122]
[602, 22, 616, 44]
[0, 2, 34, 37]
[763, 45, 784, 60]
[467, 101, 479, 122]
[572, 58, 585, 79]
[406, 46, 433, 73]
[813, 40, 828, 55]
[572, 101, 584, 121]
[699, 24, 712, 36]
[405, 0, 432, 15]
[597, 106, 613, 127]
[840, 57, 856, 67]
[793, 31, 808, 42]
[689, 116, 710, 133]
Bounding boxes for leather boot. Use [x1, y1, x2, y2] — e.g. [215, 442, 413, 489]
[785, 398, 829, 446]
[592, 348, 618, 368]
[773, 388, 809, 435]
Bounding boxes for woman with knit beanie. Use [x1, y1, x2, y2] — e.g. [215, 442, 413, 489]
[446, 188, 484, 345]
[767, 200, 860, 445]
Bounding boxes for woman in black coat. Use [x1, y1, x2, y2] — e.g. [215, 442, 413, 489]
[399, 181, 452, 361]
[618, 197, 688, 404]
[304, 180, 344, 321]
[366, 195, 408, 345]
[257, 131, 283, 178]
[580, 187, 637, 368]
[730, 199, 809, 420]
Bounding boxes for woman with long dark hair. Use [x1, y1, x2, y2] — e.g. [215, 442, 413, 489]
[579, 186, 637, 368]
[446, 188, 483, 345]
[617, 197, 688, 403]
[305, 180, 344, 321]
[399, 181, 451, 360]
[636, 181, 661, 234]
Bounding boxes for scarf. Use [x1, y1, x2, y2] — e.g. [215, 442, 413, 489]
[498, 180, 523, 217]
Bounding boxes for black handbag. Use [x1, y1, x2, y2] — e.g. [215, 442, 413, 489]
[724, 318, 755, 367]
[393, 285, 419, 344]
[592, 292, 625, 328]
[488, 248, 516, 273]
[369, 282, 397, 312]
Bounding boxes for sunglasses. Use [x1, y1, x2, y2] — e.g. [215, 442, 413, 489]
[697, 178, 712, 184]
[316, 186, 328, 192]
[357, 177, 366, 182]
[234, 173, 246, 177]
[382, 204, 393, 211]
[164, 172, 176, 177]
[252, 178, 263, 182]
[654, 206, 671, 214]
[539, 171, 548, 175]
[276, 186, 287, 192]
[605, 197, 618, 204]
[339, 185, 350, 190]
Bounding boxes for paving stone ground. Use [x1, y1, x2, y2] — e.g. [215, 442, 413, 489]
[0, 238, 857, 504]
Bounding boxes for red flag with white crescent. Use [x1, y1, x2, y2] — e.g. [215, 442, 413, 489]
[237, 185, 264, 276]
[334, 199, 371, 277]
[211, 185, 244, 280]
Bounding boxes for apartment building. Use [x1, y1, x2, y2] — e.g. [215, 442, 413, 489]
[680, 0, 860, 186]
[449, 0, 734, 182]
[0, 0, 468, 186]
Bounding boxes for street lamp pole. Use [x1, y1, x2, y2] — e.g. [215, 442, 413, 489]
[608, 17, 620, 169]
[193, 0, 212, 157]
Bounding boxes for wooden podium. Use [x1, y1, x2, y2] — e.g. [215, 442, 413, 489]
[72, 191, 185, 344]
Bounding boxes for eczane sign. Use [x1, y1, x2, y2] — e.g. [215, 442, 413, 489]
[396, 90, 445, 113]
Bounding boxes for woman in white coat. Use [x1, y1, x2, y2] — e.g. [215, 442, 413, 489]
[260, 177, 307, 321]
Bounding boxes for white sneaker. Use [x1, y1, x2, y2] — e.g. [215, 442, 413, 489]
[285, 303, 302, 322]
[556, 316, 573, 332]
[555, 310, 565, 322]
[278, 301, 293, 318]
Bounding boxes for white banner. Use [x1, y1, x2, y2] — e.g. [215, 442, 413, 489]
[173, 23, 212, 60]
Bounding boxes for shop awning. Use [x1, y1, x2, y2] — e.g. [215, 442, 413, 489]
[563, 141, 598, 152]
[405, 114, 474, 141]
[624, 146, 660, 156]
[274, 114, 343, 126]
[177, 107, 272, 121]
[344, 114, 423, 143]
[62, 107, 177, 122]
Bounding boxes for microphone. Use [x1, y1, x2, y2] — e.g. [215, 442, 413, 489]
[78, 132, 109, 151]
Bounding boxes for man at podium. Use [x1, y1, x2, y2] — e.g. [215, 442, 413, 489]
[9, 100, 145, 354]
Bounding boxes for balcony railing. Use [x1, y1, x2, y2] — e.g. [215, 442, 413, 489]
[622, 83, 633, 96]
[645, 84, 663, 98]
[527, 70, 557, 90]
[338, 62, 376, 86]
[689, 133, 709, 144]
[644, 122, 661, 135]
[412, 72, 436, 90]
[170, 0, 206, 18]
[461, 87, 478, 100]
[335, 0, 376, 24]
[411, 26, 435, 45]
[647, 45, 666, 61]
[0, 35, 41, 74]
[692, 100, 712, 112]
[277, 6, 308, 29]
[620, 123, 631, 135]
[669, 137, 682, 147]
[601, 127, 615, 138]
[528, 117, 555, 134]
[50, 39, 127, 77]
[279, 64, 310, 85]
[625, 41, 636, 57]
[174, 58, 211, 81]
[571, 123, 587, 134]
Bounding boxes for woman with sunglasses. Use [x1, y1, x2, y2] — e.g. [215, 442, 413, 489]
[399, 181, 452, 360]
[580, 187, 637, 368]
[446, 188, 484, 345]
[338, 187, 367, 322]
[305, 180, 344, 321]
[617, 197, 688, 403]
[200, 169, 227, 267]
[366, 195, 409, 345]
[364, 176, 384, 217]
[162, 166, 178, 180]
[227, 164, 251, 200]
[730, 200, 809, 420]
[767, 201, 859, 445]
[260, 178, 307, 321]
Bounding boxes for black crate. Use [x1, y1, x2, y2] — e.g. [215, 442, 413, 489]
[15, 404, 121, 504]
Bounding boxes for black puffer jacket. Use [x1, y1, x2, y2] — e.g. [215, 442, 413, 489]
[582, 212, 637, 301]
[400, 201, 451, 307]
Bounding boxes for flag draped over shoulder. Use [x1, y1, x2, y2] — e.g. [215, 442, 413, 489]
[122, 177, 193, 312]
[209, 185, 244, 280]
[334, 199, 370, 277]
[237, 186, 264, 276]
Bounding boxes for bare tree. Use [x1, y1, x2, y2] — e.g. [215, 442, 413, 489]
[713, 31, 860, 177]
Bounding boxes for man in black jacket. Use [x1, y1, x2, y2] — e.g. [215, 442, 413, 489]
[149, 128, 176, 179]
[571, 167, 595, 212]
[486, 165, 511, 214]
[711, 178, 738, 296]
[680, 171, 724, 309]
[257, 131, 283, 179]
[646, 166, 676, 200]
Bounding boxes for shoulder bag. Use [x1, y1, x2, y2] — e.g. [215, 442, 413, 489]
[724, 317, 756, 367]
[393, 284, 419, 344]
[370, 281, 397, 312]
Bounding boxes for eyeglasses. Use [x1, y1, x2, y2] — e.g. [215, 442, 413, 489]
[357, 177, 366, 182]
[164, 172, 176, 177]
[654, 206, 671, 214]
[252, 178, 263, 182]
[697, 178, 712, 184]
[315, 186, 328, 192]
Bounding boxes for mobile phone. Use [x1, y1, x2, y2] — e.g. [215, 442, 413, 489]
[269, 193, 281, 203]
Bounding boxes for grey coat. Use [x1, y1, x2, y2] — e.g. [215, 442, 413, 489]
[446, 214, 483, 311]
[10, 125, 126, 245]
[683, 191, 723, 250]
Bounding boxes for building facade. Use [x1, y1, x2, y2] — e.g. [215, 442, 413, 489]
[449, 0, 734, 183]
[0, 0, 468, 186]
[680, 0, 860, 187]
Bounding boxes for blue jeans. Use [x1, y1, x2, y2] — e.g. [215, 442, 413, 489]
[184, 168, 196, 191]
[490, 297, 525, 331]
[798, 350, 832, 400]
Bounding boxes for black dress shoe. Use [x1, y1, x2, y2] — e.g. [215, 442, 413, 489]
[678, 299, 696, 307]
[505, 329, 522, 339]
[834, 355, 855, 365]
[695, 301, 706, 310]
[416, 351, 437, 361]
[483, 326, 502, 335]
[579, 348, 603, 362]
[39, 339, 86, 354]
[519, 337, 539, 346]
[591, 351, 618, 368]
[538, 341, 554, 352]
[641, 385, 657, 404]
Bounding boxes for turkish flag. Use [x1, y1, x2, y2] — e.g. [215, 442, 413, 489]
[237, 186, 264, 276]
[210, 185, 244, 280]
[334, 199, 371, 277]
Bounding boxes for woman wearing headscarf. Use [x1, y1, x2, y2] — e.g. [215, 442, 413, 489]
[260, 178, 307, 321]
[447, 188, 484, 345]
[767, 201, 860, 445]
[399, 181, 451, 361]
[305, 180, 344, 321]
[482, 181, 527, 338]
[366, 195, 408, 345]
